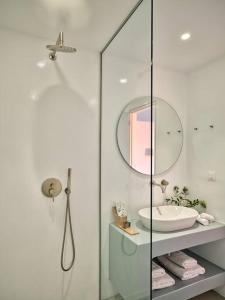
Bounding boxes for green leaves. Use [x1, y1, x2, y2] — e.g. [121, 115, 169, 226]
[183, 186, 189, 195]
[166, 186, 207, 209]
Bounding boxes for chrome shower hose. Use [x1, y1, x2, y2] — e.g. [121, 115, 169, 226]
[61, 169, 75, 272]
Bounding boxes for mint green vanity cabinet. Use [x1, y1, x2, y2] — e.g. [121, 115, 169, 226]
[109, 222, 225, 300]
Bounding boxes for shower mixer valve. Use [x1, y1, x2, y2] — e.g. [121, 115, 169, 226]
[42, 178, 62, 202]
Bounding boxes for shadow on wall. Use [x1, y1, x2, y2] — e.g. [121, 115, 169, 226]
[33, 83, 92, 176]
[61, 266, 74, 300]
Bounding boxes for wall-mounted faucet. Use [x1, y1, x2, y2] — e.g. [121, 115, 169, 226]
[152, 179, 169, 193]
[151, 179, 169, 215]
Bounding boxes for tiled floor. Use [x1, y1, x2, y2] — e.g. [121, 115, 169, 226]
[190, 291, 225, 299]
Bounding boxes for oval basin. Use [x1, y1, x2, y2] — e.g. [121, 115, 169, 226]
[138, 206, 198, 232]
[138, 207, 150, 229]
[153, 206, 198, 232]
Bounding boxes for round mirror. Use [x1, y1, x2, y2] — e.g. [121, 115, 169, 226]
[116, 96, 183, 175]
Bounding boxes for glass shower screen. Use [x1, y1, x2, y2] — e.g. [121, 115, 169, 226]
[100, 0, 152, 299]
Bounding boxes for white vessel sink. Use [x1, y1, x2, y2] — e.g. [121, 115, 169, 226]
[138, 207, 151, 229]
[152, 205, 198, 232]
[138, 206, 198, 232]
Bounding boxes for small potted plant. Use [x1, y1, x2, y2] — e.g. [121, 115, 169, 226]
[165, 186, 207, 213]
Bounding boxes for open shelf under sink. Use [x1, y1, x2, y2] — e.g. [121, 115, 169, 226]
[152, 251, 225, 300]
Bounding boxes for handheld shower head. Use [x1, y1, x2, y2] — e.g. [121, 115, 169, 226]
[46, 32, 76, 60]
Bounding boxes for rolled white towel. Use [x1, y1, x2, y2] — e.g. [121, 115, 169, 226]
[157, 256, 205, 280]
[152, 273, 175, 290]
[152, 261, 166, 279]
[195, 264, 205, 275]
[200, 213, 215, 223]
[167, 251, 197, 269]
[197, 215, 209, 226]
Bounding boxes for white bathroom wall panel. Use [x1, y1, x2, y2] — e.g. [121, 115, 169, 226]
[152, 57, 225, 298]
[152, 66, 188, 205]
[187, 55, 225, 297]
[0, 28, 99, 300]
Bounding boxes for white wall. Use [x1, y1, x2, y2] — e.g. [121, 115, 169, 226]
[153, 66, 188, 205]
[0, 28, 99, 300]
[153, 57, 225, 297]
[187, 55, 225, 297]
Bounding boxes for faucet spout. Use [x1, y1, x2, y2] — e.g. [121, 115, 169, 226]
[151, 179, 169, 193]
[156, 207, 162, 215]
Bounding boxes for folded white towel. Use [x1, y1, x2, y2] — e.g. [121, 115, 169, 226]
[152, 273, 175, 290]
[167, 251, 197, 269]
[152, 261, 166, 279]
[197, 215, 209, 226]
[200, 213, 215, 223]
[157, 256, 205, 280]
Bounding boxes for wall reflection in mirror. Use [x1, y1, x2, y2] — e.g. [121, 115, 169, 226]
[117, 96, 183, 175]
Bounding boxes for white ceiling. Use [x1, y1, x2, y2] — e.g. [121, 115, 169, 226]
[101, 0, 225, 72]
[0, 0, 139, 51]
[1, 0, 225, 72]
[154, 0, 225, 72]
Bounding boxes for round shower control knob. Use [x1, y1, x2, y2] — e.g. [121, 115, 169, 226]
[42, 178, 62, 201]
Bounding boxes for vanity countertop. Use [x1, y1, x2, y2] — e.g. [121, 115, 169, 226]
[110, 221, 150, 246]
[110, 221, 225, 257]
[152, 221, 225, 257]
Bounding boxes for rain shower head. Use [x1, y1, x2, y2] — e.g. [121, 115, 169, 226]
[46, 44, 76, 53]
[46, 32, 76, 60]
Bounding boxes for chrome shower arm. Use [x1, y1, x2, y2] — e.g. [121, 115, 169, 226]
[56, 32, 64, 46]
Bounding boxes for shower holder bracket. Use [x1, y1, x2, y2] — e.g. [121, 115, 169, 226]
[42, 178, 62, 201]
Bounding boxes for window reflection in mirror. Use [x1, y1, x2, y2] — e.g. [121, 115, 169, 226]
[129, 105, 151, 175]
